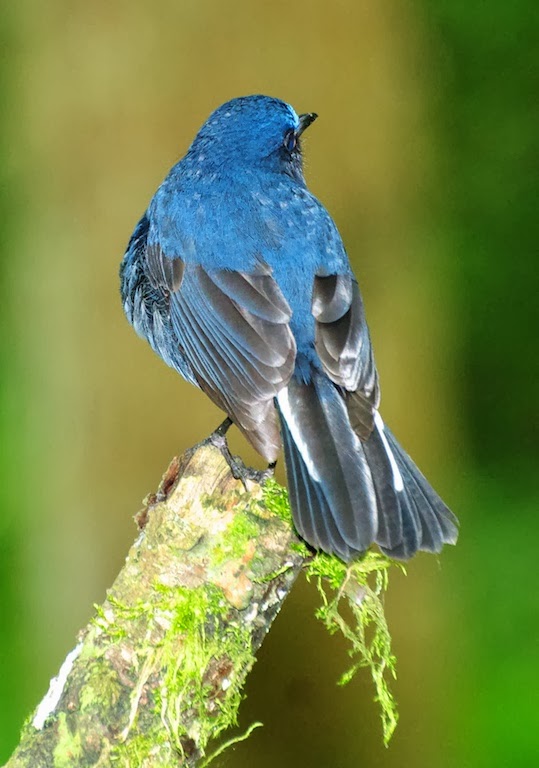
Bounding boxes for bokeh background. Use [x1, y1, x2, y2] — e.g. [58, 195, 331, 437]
[1, 1, 537, 766]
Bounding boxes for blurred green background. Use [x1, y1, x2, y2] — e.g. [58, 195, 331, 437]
[1, 1, 537, 766]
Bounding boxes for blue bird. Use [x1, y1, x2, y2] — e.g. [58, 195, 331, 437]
[120, 95, 458, 561]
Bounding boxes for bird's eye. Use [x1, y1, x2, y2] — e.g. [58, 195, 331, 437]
[283, 129, 297, 152]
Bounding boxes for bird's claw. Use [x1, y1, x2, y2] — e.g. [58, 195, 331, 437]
[228, 458, 276, 489]
[232, 461, 276, 487]
[206, 419, 276, 489]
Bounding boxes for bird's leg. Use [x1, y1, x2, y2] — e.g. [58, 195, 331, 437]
[207, 416, 247, 483]
[206, 417, 276, 488]
[212, 416, 234, 438]
[207, 417, 236, 467]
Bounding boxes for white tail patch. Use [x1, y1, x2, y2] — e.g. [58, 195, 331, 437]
[374, 411, 404, 492]
[277, 388, 321, 481]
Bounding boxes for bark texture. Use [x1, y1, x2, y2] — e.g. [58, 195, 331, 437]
[5, 442, 305, 768]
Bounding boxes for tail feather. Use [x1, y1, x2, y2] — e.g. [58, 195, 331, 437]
[277, 375, 377, 559]
[280, 414, 354, 560]
[280, 414, 317, 543]
[360, 426, 403, 550]
[277, 372, 458, 562]
[381, 425, 459, 552]
[396, 462, 444, 552]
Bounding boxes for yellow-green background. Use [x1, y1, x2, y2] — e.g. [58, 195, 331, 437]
[1, 1, 537, 766]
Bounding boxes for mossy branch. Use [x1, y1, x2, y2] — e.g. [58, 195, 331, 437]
[4, 441, 400, 768]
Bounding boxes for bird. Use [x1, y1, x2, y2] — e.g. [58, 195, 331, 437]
[120, 94, 458, 562]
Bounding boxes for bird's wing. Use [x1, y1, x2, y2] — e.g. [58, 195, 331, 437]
[312, 273, 380, 440]
[145, 243, 296, 461]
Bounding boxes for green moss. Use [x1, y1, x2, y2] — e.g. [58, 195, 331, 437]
[256, 479, 401, 743]
[53, 713, 83, 768]
[256, 480, 402, 744]
[104, 581, 256, 763]
[91, 571, 260, 763]
[92, 604, 126, 642]
[210, 511, 261, 566]
[252, 562, 296, 584]
[200, 721, 263, 767]
[92, 595, 155, 643]
[79, 661, 121, 714]
[259, 479, 294, 523]
[248, 477, 402, 744]
[154, 583, 256, 755]
[306, 550, 404, 745]
[110, 730, 170, 766]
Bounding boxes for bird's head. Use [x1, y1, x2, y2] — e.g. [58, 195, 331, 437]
[186, 95, 317, 180]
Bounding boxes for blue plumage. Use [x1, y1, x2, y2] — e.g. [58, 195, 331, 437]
[120, 95, 458, 561]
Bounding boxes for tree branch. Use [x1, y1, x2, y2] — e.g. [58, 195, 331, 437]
[5, 441, 306, 767]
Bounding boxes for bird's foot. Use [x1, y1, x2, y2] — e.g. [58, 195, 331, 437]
[235, 461, 277, 486]
[206, 418, 276, 489]
[228, 458, 277, 489]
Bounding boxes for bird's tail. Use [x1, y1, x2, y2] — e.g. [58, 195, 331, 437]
[276, 373, 458, 561]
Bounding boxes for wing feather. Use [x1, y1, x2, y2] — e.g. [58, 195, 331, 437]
[210, 268, 292, 323]
[144, 243, 296, 461]
[313, 274, 379, 439]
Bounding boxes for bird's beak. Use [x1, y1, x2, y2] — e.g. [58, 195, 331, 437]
[297, 112, 318, 137]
